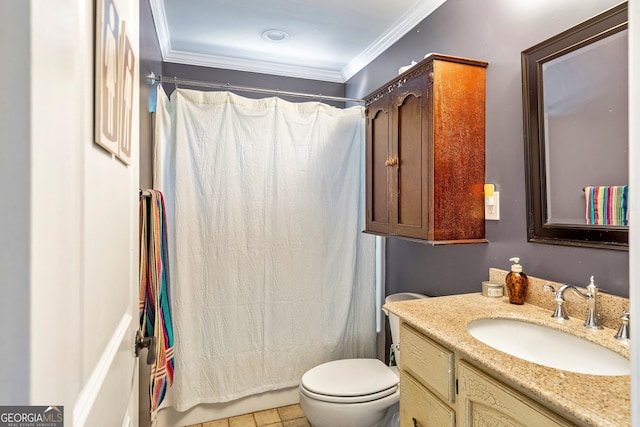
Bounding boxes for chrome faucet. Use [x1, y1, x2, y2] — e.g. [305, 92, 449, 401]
[543, 276, 602, 329]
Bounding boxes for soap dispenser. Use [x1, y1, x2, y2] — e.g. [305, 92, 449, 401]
[505, 257, 528, 305]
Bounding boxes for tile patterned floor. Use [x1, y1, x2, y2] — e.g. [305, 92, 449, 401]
[184, 404, 310, 427]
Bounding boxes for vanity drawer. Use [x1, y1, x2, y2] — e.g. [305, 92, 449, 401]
[401, 323, 455, 404]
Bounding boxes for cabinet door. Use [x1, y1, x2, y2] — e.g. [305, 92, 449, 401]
[457, 361, 574, 427]
[400, 372, 456, 427]
[390, 77, 430, 239]
[401, 372, 455, 427]
[366, 94, 392, 234]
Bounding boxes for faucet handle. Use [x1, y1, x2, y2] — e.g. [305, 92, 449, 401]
[585, 276, 608, 294]
[544, 284, 569, 320]
[581, 277, 603, 329]
[614, 310, 630, 342]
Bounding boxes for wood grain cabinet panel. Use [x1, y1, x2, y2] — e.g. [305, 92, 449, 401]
[365, 54, 488, 243]
[392, 76, 426, 237]
[366, 93, 392, 234]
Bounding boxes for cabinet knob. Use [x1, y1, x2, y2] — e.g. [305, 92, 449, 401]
[412, 417, 418, 427]
[386, 156, 399, 166]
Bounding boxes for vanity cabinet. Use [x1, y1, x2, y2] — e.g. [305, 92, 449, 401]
[399, 323, 573, 427]
[365, 54, 488, 243]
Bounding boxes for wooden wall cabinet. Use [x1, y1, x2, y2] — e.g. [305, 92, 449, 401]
[365, 54, 488, 243]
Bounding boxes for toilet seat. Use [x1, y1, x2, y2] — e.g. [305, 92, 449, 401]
[300, 383, 397, 404]
[300, 359, 398, 404]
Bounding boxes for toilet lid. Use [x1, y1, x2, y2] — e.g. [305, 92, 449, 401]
[301, 359, 398, 400]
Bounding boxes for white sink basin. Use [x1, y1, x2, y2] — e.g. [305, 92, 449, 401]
[467, 318, 629, 376]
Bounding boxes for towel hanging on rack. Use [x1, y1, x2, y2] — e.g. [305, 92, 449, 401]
[584, 185, 628, 226]
[139, 189, 175, 413]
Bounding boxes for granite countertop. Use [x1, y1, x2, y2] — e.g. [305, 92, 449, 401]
[385, 293, 631, 427]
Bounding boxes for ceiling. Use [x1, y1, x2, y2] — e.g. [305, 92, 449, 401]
[149, 0, 447, 83]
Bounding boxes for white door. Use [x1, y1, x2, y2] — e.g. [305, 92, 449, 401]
[30, 181, 141, 427]
[72, 186, 141, 427]
[25, 0, 142, 426]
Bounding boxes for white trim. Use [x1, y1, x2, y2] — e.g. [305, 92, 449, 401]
[341, 0, 448, 81]
[73, 314, 133, 427]
[149, 0, 171, 59]
[163, 49, 345, 83]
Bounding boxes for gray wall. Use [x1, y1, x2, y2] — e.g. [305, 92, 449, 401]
[345, 0, 629, 297]
[0, 0, 30, 404]
[161, 62, 346, 107]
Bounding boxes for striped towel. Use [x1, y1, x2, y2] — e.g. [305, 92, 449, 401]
[584, 185, 629, 226]
[139, 190, 175, 413]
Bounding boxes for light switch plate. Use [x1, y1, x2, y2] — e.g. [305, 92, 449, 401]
[485, 191, 500, 220]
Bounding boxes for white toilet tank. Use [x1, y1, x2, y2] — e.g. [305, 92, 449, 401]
[383, 292, 428, 366]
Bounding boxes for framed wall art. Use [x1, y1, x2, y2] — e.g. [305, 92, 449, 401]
[94, 0, 135, 165]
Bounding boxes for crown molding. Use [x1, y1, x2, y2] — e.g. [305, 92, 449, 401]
[148, 0, 171, 59]
[163, 49, 345, 83]
[341, 0, 447, 81]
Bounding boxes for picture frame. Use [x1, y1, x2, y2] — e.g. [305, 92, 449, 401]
[94, 0, 136, 165]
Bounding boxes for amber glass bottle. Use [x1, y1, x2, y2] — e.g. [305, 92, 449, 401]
[505, 257, 528, 305]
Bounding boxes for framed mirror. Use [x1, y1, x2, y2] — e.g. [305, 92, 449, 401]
[522, 2, 628, 250]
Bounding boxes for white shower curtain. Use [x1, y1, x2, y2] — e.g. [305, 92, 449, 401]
[153, 86, 376, 411]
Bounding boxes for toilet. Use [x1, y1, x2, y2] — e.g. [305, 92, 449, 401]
[299, 293, 428, 427]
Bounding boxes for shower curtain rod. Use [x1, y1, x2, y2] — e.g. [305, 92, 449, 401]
[149, 74, 365, 104]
